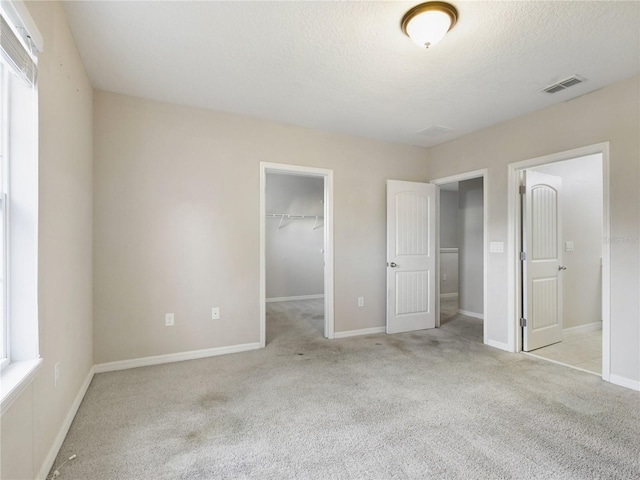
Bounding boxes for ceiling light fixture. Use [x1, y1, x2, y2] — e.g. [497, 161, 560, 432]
[401, 2, 458, 49]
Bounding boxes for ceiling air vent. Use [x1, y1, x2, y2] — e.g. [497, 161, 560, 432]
[541, 75, 587, 94]
[417, 125, 454, 138]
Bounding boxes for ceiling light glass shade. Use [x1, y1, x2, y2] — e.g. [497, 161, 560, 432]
[402, 2, 458, 49]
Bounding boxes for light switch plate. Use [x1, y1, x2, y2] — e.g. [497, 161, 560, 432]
[490, 242, 504, 253]
[565, 241, 574, 252]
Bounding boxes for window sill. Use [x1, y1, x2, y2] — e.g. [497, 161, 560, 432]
[0, 357, 42, 416]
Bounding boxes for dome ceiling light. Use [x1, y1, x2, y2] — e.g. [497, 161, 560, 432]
[401, 2, 458, 49]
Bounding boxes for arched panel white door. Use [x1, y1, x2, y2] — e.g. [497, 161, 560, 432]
[523, 170, 564, 351]
[386, 180, 437, 334]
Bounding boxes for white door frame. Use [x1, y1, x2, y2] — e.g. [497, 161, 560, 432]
[507, 143, 610, 381]
[259, 162, 335, 347]
[430, 169, 488, 346]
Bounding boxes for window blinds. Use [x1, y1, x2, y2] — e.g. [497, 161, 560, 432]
[0, 13, 37, 86]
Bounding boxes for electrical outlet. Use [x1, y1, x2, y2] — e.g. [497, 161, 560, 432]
[211, 307, 220, 320]
[357, 297, 364, 307]
[54, 362, 60, 388]
[165, 313, 175, 326]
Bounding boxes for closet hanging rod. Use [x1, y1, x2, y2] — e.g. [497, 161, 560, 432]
[267, 213, 324, 230]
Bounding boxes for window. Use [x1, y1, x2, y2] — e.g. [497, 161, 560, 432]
[0, 1, 41, 411]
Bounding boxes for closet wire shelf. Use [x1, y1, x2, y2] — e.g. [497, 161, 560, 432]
[267, 213, 324, 230]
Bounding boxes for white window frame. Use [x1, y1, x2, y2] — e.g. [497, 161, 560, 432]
[0, 0, 42, 415]
[0, 191, 7, 371]
[0, 62, 7, 370]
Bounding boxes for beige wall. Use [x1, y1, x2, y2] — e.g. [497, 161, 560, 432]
[426, 76, 640, 384]
[1, 1, 94, 479]
[458, 178, 484, 316]
[93, 91, 428, 363]
[439, 190, 459, 248]
[439, 189, 459, 297]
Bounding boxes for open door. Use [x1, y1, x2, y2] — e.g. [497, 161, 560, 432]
[522, 170, 564, 351]
[386, 180, 437, 334]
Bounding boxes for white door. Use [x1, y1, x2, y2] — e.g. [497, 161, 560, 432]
[386, 180, 437, 334]
[523, 171, 564, 351]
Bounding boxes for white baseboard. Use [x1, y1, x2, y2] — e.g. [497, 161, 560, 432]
[94, 342, 261, 373]
[334, 326, 386, 339]
[266, 294, 324, 303]
[485, 339, 511, 352]
[564, 322, 602, 336]
[609, 374, 640, 392]
[440, 293, 459, 299]
[458, 309, 484, 320]
[37, 365, 95, 480]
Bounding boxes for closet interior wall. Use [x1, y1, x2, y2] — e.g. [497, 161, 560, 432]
[266, 173, 324, 300]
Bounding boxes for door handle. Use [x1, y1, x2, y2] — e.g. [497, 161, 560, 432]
[388, 262, 398, 268]
[558, 265, 567, 271]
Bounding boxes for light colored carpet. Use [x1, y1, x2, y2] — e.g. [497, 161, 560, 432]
[49, 300, 640, 479]
[439, 296, 459, 324]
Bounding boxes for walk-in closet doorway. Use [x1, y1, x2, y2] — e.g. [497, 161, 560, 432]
[259, 163, 334, 346]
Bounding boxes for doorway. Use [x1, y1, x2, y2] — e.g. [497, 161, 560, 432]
[519, 155, 604, 373]
[259, 163, 334, 347]
[431, 169, 488, 345]
[438, 182, 460, 324]
[508, 143, 610, 380]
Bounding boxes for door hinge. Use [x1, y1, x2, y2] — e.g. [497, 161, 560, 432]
[520, 251, 526, 261]
[519, 185, 526, 195]
[520, 318, 527, 327]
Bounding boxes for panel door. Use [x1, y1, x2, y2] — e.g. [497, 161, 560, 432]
[386, 180, 437, 334]
[523, 171, 564, 351]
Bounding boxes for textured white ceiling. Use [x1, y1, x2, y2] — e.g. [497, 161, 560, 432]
[61, 1, 640, 147]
